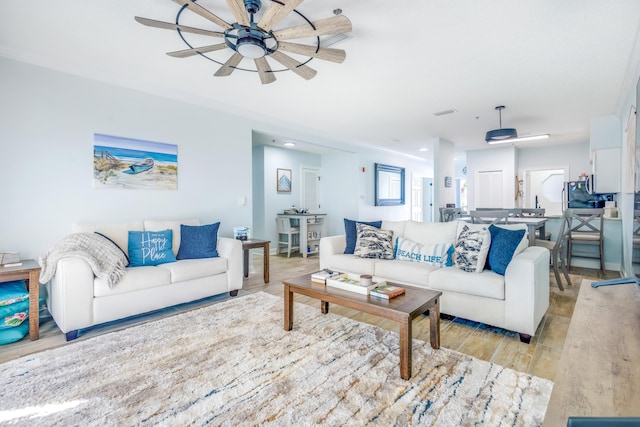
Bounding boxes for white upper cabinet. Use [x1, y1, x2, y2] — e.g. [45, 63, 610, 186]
[590, 114, 621, 193]
[592, 147, 621, 193]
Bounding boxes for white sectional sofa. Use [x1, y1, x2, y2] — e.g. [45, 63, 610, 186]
[45, 219, 243, 341]
[320, 220, 550, 342]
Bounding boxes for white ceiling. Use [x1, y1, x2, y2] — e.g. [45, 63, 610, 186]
[2, 1, 640, 159]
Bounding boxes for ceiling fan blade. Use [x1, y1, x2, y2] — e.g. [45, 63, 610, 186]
[273, 15, 352, 41]
[171, 0, 232, 30]
[270, 51, 317, 80]
[277, 42, 345, 63]
[257, 0, 303, 32]
[254, 57, 276, 84]
[214, 52, 244, 77]
[135, 17, 225, 38]
[225, 0, 250, 27]
[166, 43, 228, 58]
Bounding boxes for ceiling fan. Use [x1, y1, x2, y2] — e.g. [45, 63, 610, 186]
[135, 0, 352, 84]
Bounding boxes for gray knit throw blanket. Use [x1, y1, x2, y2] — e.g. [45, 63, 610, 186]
[39, 232, 127, 287]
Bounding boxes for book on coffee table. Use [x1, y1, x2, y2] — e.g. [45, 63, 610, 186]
[326, 274, 378, 295]
[369, 282, 406, 299]
[310, 269, 342, 284]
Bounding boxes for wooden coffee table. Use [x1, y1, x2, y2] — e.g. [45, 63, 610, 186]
[282, 274, 442, 380]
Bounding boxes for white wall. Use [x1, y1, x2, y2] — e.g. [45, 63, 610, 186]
[616, 78, 639, 277]
[251, 144, 266, 239]
[357, 150, 432, 222]
[517, 142, 591, 182]
[319, 152, 360, 236]
[434, 139, 456, 209]
[1, 58, 255, 260]
[257, 145, 321, 245]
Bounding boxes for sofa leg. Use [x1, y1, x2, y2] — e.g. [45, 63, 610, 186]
[519, 333, 532, 344]
[230, 290, 239, 297]
[65, 330, 79, 341]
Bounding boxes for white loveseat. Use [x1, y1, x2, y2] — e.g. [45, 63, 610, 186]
[46, 219, 243, 341]
[320, 220, 550, 342]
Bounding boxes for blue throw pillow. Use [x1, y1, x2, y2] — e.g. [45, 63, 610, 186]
[344, 218, 383, 254]
[488, 225, 526, 275]
[0, 280, 28, 306]
[128, 230, 176, 267]
[0, 298, 29, 320]
[0, 322, 29, 345]
[177, 222, 220, 260]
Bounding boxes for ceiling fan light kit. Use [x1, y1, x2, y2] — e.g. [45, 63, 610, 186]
[135, 0, 352, 84]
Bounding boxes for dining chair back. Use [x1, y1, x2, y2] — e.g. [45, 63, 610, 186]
[535, 210, 571, 291]
[508, 208, 522, 217]
[439, 207, 462, 222]
[469, 210, 509, 225]
[518, 208, 549, 239]
[566, 208, 605, 277]
[519, 208, 546, 217]
[276, 217, 300, 258]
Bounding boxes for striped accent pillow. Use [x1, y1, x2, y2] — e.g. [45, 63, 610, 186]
[394, 237, 454, 267]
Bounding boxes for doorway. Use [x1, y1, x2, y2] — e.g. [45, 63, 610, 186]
[525, 168, 566, 216]
[301, 166, 321, 212]
[411, 174, 433, 222]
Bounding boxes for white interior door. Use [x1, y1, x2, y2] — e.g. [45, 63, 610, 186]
[475, 170, 503, 208]
[301, 167, 320, 212]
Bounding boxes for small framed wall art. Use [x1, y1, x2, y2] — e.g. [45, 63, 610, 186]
[277, 168, 292, 192]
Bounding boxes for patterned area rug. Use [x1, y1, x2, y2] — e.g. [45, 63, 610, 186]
[0, 292, 552, 426]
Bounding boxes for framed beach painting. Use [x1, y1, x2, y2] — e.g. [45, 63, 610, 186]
[93, 134, 178, 190]
[277, 168, 292, 193]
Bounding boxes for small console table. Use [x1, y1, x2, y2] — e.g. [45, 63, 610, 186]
[276, 214, 327, 258]
[0, 259, 41, 340]
[241, 239, 270, 283]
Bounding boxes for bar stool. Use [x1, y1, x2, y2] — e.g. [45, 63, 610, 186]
[276, 217, 300, 257]
[566, 208, 605, 277]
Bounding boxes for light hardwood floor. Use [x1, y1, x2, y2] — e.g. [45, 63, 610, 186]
[0, 253, 618, 381]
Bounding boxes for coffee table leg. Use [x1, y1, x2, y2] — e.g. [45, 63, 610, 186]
[284, 284, 293, 331]
[399, 316, 412, 380]
[321, 300, 329, 314]
[430, 298, 440, 349]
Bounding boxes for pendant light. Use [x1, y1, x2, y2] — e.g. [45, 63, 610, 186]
[485, 105, 518, 142]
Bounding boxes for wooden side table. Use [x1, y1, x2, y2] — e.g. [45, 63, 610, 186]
[241, 239, 270, 283]
[0, 259, 41, 340]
